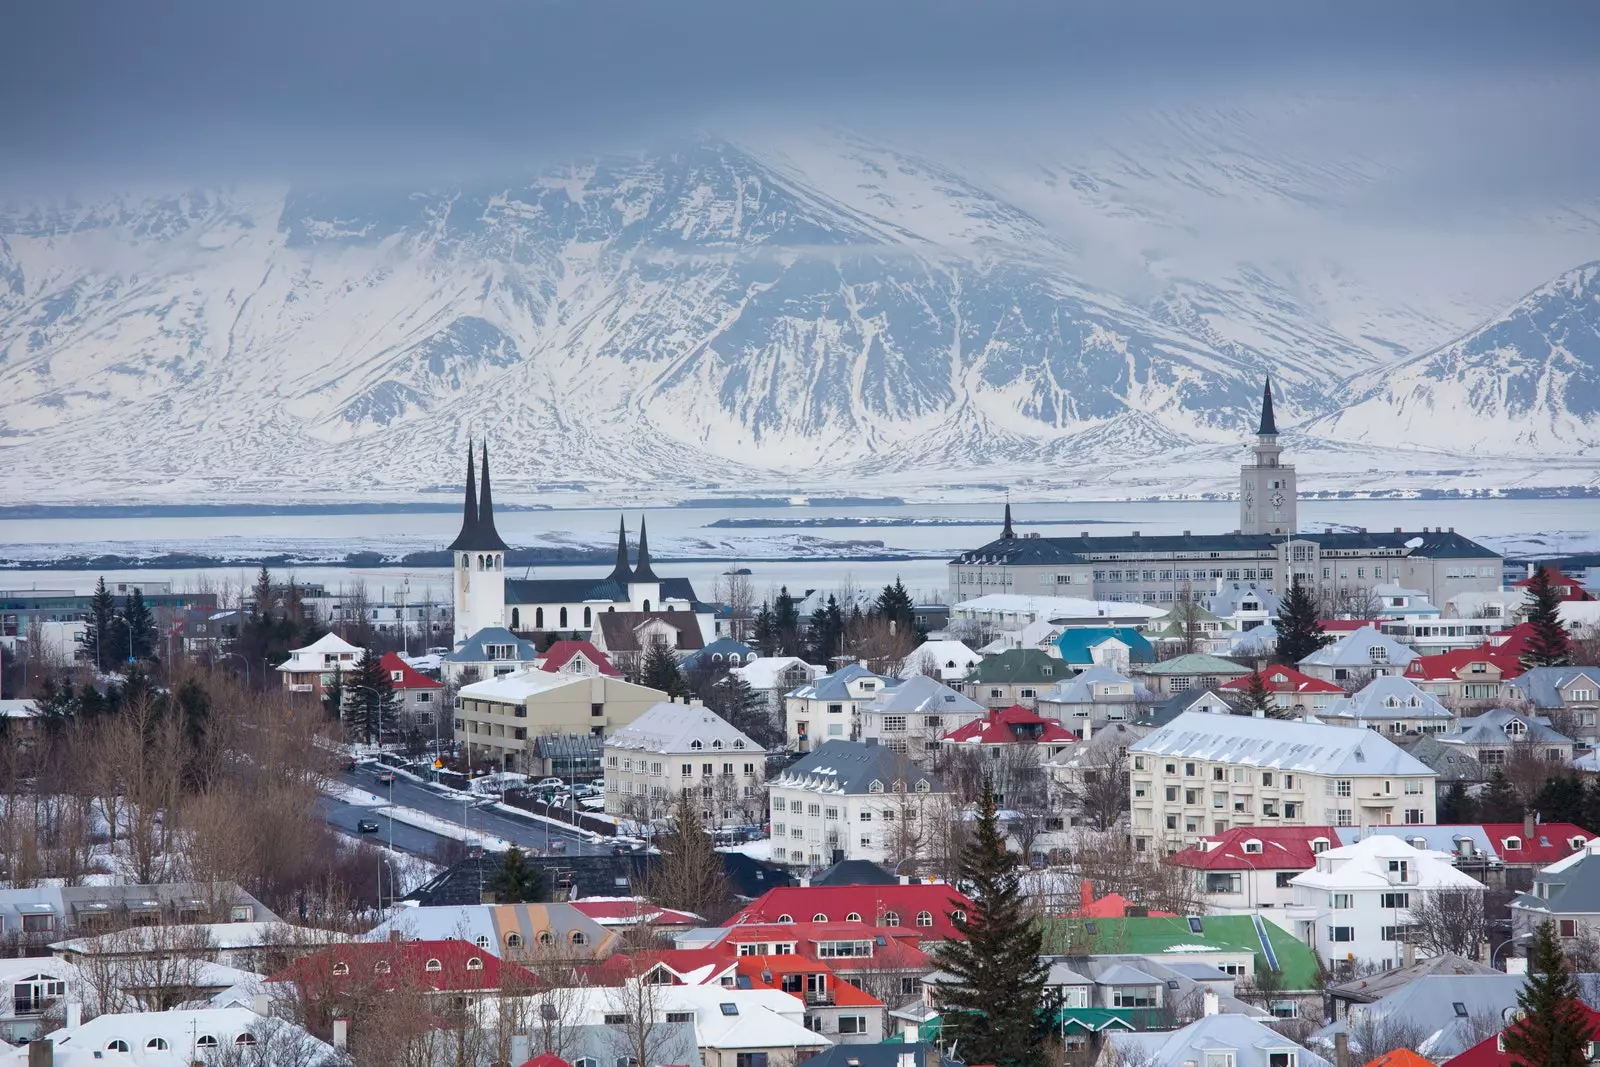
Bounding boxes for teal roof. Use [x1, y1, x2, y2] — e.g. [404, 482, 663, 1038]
[1050, 1007, 1139, 1033]
[1055, 627, 1153, 665]
[1037, 914, 1320, 991]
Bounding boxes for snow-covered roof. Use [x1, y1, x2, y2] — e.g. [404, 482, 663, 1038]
[952, 593, 1166, 622]
[457, 667, 589, 702]
[604, 702, 761, 756]
[899, 640, 982, 681]
[786, 663, 901, 701]
[1290, 834, 1486, 892]
[730, 656, 825, 691]
[1322, 675, 1454, 722]
[1130, 711, 1436, 777]
[1299, 625, 1420, 668]
[554, 984, 828, 1050]
[1037, 664, 1145, 704]
[1107, 1013, 1330, 1067]
[860, 674, 984, 716]
[46, 1008, 333, 1067]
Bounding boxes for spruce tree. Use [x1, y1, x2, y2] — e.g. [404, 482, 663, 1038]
[122, 588, 158, 664]
[251, 566, 275, 619]
[932, 778, 1049, 1067]
[875, 577, 916, 634]
[640, 643, 688, 699]
[1480, 769, 1525, 823]
[711, 671, 781, 749]
[1502, 920, 1597, 1067]
[752, 602, 778, 657]
[488, 846, 548, 903]
[347, 647, 397, 744]
[1275, 581, 1330, 664]
[1523, 566, 1574, 668]
[773, 587, 801, 657]
[1535, 775, 1586, 825]
[84, 576, 120, 672]
[1437, 779, 1477, 824]
[807, 595, 845, 666]
[1237, 670, 1288, 719]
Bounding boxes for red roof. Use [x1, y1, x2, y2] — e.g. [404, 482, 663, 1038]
[538, 640, 622, 677]
[1073, 892, 1175, 919]
[1218, 666, 1343, 695]
[1404, 645, 1525, 682]
[379, 652, 443, 690]
[1169, 826, 1339, 871]
[734, 956, 884, 1008]
[718, 922, 933, 968]
[272, 939, 532, 992]
[1320, 619, 1369, 633]
[519, 1056, 575, 1067]
[1478, 822, 1594, 864]
[942, 705, 1076, 745]
[1490, 622, 1538, 655]
[1448, 1000, 1600, 1066]
[729, 885, 975, 941]
[1512, 569, 1593, 600]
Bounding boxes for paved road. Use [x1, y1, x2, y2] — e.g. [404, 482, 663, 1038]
[333, 765, 609, 857]
[316, 795, 454, 855]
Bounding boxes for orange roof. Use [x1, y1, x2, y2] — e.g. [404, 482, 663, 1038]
[1364, 1051, 1435, 1067]
[1072, 891, 1175, 918]
[735, 956, 883, 1008]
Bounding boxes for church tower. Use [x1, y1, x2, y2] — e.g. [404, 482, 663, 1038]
[1239, 379, 1297, 536]
[448, 440, 509, 648]
[627, 515, 663, 611]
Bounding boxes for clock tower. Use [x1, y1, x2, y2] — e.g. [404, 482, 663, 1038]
[1239, 379, 1297, 536]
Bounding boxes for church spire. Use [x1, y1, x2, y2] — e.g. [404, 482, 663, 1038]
[1257, 377, 1278, 436]
[632, 514, 660, 582]
[447, 439, 480, 550]
[1001, 500, 1016, 540]
[607, 515, 633, 584]
[475, 441, 509, 551]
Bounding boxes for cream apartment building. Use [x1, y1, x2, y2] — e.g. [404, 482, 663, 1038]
[454, 667, 667, 771]
[1128, 711, 1438, 853]
[603, 702, 765, 827]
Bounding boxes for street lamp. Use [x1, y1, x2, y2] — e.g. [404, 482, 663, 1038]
[344, 683, 389, 750]
[1493, 932, 1533, 969]
[220, 651, 251, 688]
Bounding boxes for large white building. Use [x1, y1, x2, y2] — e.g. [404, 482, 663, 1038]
[603, 702, 765, 827]
[1127, 712, 1438, 852]
[784, 664, 901, 753]
[1286, 833, 1487, 972]
[766, 740, 944, 869]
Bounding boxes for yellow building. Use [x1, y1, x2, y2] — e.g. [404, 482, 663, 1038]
[454, 667, 668, 771]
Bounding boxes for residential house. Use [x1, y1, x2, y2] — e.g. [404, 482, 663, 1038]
[765, 741, 945, 869]
[1133, 688, 1235, 728]
[1216, 665, 1344, 715]
[365, 902, 619, 958]
[680, 920, 937, 1008]
[1287, 834, 1487, 972]
[1047, 721, 1146, 837]
[1504, 666, 1600, 744]
[1102, 1014, 1331, 1067]
[0, 956, 78, 1043]
[1320, 675, 1457, 736]
[784, 664, 901, 752]
[1336, 819, 1594, 891]
[37, 1008, 336, 1067]
[681, 638, 759, 675]
[1446, 1002, 1600, 1067]
[272, 938, 541, 1012]
[453, 668, 669, 771]
[732, 955, 885, 1043]
[603, 703, 765, 827]
[171, 608, 242, 659]
[1149, 603, 1231, 657]
[0, 883, 276, 957]
[378, 651, 444, 738]
[804, 1044, 959, 1067]
[568, 899, 704, 935]
[51, 919, 343, 976]
[1055, 627, 1154, 673]
[442, 626, 539, 684]
[535, 639, 622, 678]
[1403, 645, 1524, 704]
[1377, 616, 1508, 654]
[1036, 665, 1152, 733]
[977, 618, 1067, 657]
[962, 648, 1065, 710]
[730, 656, 826, 736]
[1298, 625, 1420, 686]
[1312, 972, 1525, 1063]
[1437, 707, 1576, 768]
[1323, 951, 1499, 1020]
[275, 632, 362, 697]
[1512, 567, 1593, 601]
[590, 611, 708, 676]
[1205, 580, 1281, 634]
[1509, 838, 1600, 949]
[1170, 827, 1340, 920]
[1127, 712, 1438, 852]
[898, 640, 982, 683]
[947, 594, 1166, 634]
[1400, 733, 1488, 785]
[727, 885, 974, 943]
[855, 675, 986, 757]
[1132, 653, 1251, 698]
[939, 705, 1076, 761]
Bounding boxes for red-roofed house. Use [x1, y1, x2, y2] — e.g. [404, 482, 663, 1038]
[1446, 1000, 1600, 1067]
[1170, 826, 1339, 914]
[712, 922, 933, 1005]
[1477, 822, 1595, 869]
[735, 955, 886, 1042]
[1072, 881, 1175, 919]
[1512, 568, 1593, 601]
[518, 1055, 574, 1067]
[1319, 619, 1370, 634]
[1404, 645, 1525, 703]
[569, 897, 702, 933]
[729, 884, 974, 943]
[379, 652, 445, 736]
[939, 705, 1076, 758]
[1489, 622, 1538, 657]
[1217, 666, 1344, 713]
[535, 640, 622, 678]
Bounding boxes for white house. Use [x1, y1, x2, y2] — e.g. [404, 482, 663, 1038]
[1036, 665, 1151, 731]
[1298, 625, 1420, 686]
[898, 640, 982, 682]
[949, 594, 1166, 633]
[1104, 1012, 1332, 1067]
[275, 632, 362, 697]
[855, 675, 986, 757]
[1320, 675, 1457, 736]
[766, 740, 944, 869]
[784, 664, 901, 753]
[1128, 712, 1438, 852]
[1287, 833, 1487, 972]
[603, 703, 765, 827]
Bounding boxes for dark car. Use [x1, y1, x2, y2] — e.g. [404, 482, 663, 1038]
[340, 758, 357, 773]
[356, 819, 380, 834]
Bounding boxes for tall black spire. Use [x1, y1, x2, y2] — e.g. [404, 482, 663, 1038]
[632, 514, 660, 582]
[475, 441, 509, 551]
[447, 439, 480, 550]
[1001, 500, 1016, 540]
[607, 515, 633, 584]
[1257, 377, 1278, 436]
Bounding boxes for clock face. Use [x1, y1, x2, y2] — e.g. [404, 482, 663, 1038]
[1270, 491, 1285, 507]
[1243, 491, 1254, 506]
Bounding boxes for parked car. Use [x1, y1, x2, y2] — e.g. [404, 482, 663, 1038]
[533, 777, 564, 790]
[356, 820, 380, 834]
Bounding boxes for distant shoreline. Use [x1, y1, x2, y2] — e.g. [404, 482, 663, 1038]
[0, 549, 945, 573]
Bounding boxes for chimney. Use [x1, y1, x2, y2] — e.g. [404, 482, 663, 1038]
[1334, 1032, 1350, 1067]
[1080, 880, 1094, 912]
[1132, 531, 1140, 537]
[26, 1039, 50, 1067]
[64, 1002, 80, 1030]
[1525, 811, 1537, 840]
[389, 928, 405, 942]
[332, 1019, 349, 1052]
[1393, 527, 1401, 533]
[1202, 988, 1219, 1016]
[1183, 530, 1191, 537]
[1080, 531, 1088, 538]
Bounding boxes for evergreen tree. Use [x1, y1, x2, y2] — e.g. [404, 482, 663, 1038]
[1236, 670, 1288, 719]
[1583, 779, 1600, 842]
[488, 846, 548, 903]
[1502, 920, 1597, 1067]
[1275, 581, 1330, 664]
[1437, 779, 1477, 824]
[1535, 775, 1587, 825]
[1480, 769, 1525, 823]
[807, 595, 845, 666]
[121, 588, 158, 664]
[251, 566, 275, 620]
[83, 576, 121, 672]
[932, 777, 1049, 1067]
[875, 577, 916, 634]
[1523, 565, 1574, 668]
[752, 601, 778, 657]
[710, 671, 782, 749]
[640, 643, 689, 699]
[347, 647, 397, 744]
[773, 587, 801, 657]
[321, 670, 345, 721]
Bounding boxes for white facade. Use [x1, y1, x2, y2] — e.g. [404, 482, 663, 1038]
[603, 703, 765, 826]
[855, 675, 986, 758]
[1320, 675, 1458, 736]
[1239, 383, 1297, 536]
[1287, 834, 1487, 971]
[453, 546, 506, 651]
[783, 665, 900, 752]
[766, 741, 944, 869]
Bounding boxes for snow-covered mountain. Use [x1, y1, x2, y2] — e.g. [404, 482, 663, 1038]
[0, 123, 1595, 504]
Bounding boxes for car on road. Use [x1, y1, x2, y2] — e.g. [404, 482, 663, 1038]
[533, 777, 564, 790]
[356, 820, 380, 834]
[340, 758, 358, 772]
[376, 772, 397, 784]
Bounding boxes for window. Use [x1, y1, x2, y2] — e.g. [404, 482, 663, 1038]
[883, 715, 907, 733]
[467, 956, 485, 970]
[1561, 919, 1578, 937]
[1206, 873, 1241, 894]
[196, 1036, 219, 1050]
[1330, 893, 1353, 910]
[839, 1016, 867, 1035]
[1334, 779, 1352, 797]
[571, 932, 588, 946]
[813, 913, 828, 922]
[916, 911, 934, 927]
[1328, 926, 1355, 942]
[374, 960, 391, 974]
[1112, 987, 1155, 1008]
[665, 1011, 695, 1024]
[604, 1014, 631, 1026]
[475, 935, 490, 949]
[332, 962, 350, 976]
[736, 1055, 768, 1067]
[846, 912, 862, 922]
[882, 911, 900, 926]
[1380, 892, 1409, 909]
[1381, 926, 1400, 942]
[146, 1038, 170, 1052]
[1267, 1053, 1297, 1067]
[425, 958, 442, 972]
[106, 1041, 130, 1053]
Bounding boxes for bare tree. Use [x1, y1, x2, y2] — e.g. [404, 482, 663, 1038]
[1405, 887, 1487, 959]
[606, 977, 674, 1067]
[1057, 745, 1129, 833]
[640, 790, 732, 923]
[1345, 1008, 1433, 1059]
[72, 924, 218, 1015]
[1072, 831, 1205, 917]
[206, 1015, 352, 1067]
[716, 572, 757, 643]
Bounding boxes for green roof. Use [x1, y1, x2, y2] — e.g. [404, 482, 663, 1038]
[1050, 1007, 1139, 1033]
[1037, 915, 1320, 991]
[966, 648, 1065, 685]
[1134, 653, 1251, 677]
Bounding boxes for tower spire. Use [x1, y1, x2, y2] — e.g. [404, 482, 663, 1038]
[607, 515, 633, 584]
[475, 441, 509, 551]
[447, 439, 480, 550]
[1002, 499, 1016, 540]
[632, 514, 660, 582]
[1257, 377, 1278, 436]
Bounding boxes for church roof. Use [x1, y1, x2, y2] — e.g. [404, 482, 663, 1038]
[632, 515, 661, 583]
[607, 516, 632, 584]
[446, 440, 509, 552]
[505, 576, 700, 606]
[1258, 377, 1278, 435]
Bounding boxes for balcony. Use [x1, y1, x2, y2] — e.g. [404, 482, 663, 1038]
[288, 683, 314, 693]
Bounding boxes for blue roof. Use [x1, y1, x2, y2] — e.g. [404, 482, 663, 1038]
[444, 627, 538, 663]
[681, 638, 757, 672]
[1056, 626, 1153, 665]
[786, 662, 902, 701]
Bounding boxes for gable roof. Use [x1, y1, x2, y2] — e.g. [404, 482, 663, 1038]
[681, 638, 758, 672]
[732, 657, 826, 691]
[538, 640, 622, 676]
[787, 663, 901, 701]
[861, 674, 985, 716]
[1507, 665, 1600, 707]
[272, 938, 535, 992]
[378, 651, 443, 690]
[1107, 1010, 1334, 1067]
[284, 631, 362, 657]
[604, 703, 761, 755]
[810, 859, 898, 887]
[594, 611, 707, 653]
[1055, 627, 1154, 664]
[1170, 826, 1339, 872]
[1038, 664, 1147, 704]
[1444, 707, 1575, 747]
[770, 740, 942, 797]
[941, 705, 1076, 745]
[1328, 952, 1500, 1003]
[730, 884, 974, 941]
[1300, 625, 1420, 668]
[1402, 732, 1487, 781]
[364, 902, 617, 955]
[445, 627, 538, 663]
[1446, 1000, 1600, 1067]
[1217, 665, 1343, 695]
[1039, 914, 1321, 991]
[1130, 711, 1437, 777]
[1134, 653, 1251, 678]
[1133, 687, 1233, 727]
[965, 648, 1066, 684]
[1323, 675, 1455, 722]
[899, 640, 982, 681]
[1405, 644, 1525, 682]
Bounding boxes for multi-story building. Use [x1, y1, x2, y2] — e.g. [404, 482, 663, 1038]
[1297, 625, 1420, 686]
[1402, 645, 1525, 704]
[378, 651, 444, 738]
[441, 626, 538, 684]
[1036, 665, 1152, 731]
[589, 610, 707, 677]
[1171, 826, 1338, 920]
[1132, 653, 1251, 697]
[1504, 666, 1600, 744]
[275, 632, 363, 697]
[948, 386, 1502, 608]
[453, 668, 667, 771]
[855, 675, 986, 757]
[1215, 664, 1343, 715]
[1437, 708, 1576, 767]
[1286, 833, 1487, 972]
[603, 702, 765, 827]
[0, 584, 217, 647]
[1319, 675, 1457, 736]
[1127, 712, 1438, 852]
[766, 740, 944, 869]
[962, 648, 1065, 710]
[785, 664, 901, 752]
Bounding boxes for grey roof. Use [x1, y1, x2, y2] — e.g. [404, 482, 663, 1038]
[805, 1045, 959, 1067]
[1093, 962, 1162, 986]
[0, 883, 278, 930]
[443, 626, 537, 663]
[1401, 733, 1487, 781]
[811, 859, 898, 887]
[1134, 688, 1233, 727]
[1206, 581, 1281, 618]
[1109, 1014, 1332, 1067]
[787, 663, 902, 701]
[1507, 666, 1600, 708]
[771, 740, 941, 796]
[1334, 825, 1496, 858]
[1326, 952, 1500, 1003]
[1323, 675, 1454, 722]
[1318, 974, 1526, 1061]
[1135, 653, 1251, 678]
[1444, 707, 1575, 747]
[1516, 851, 1600, 916]
[1039, 664, 1147, 705]
[860, 674, 985, 716]
[505, 575, 701, 605]
[1130, 711, 1437, 777]
[562, 1022, 703, 1067]
[1299, 625, 1420, 668]
[681, 638, 758, 672]
[953, 528, 1501, 567]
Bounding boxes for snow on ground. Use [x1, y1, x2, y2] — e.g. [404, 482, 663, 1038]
[323, 783, 388, 808]
[1480, 530, 1600, 558]
[381, 805, 512, 852]
[717, 838, 772, 861]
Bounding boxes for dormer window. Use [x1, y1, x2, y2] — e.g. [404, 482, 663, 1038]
[869, 781, 884, 793]
[690, 740, 703, 751]
[1311, 838, 1329, 853]
[391, 670, 403, 682]
[1369, 647, 1389, 665]
[1243, 839, 1262, 854]
[1503, 836, 1522, 851]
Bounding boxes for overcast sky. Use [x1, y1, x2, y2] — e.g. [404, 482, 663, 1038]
[1, 0, 1597, 189]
